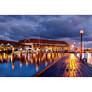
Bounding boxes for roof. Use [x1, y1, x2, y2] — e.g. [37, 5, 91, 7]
[19, 38, 70, 46]
[0, 40, 21, 46]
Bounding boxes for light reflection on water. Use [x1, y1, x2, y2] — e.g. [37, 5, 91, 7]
[0, 51, 62, 77]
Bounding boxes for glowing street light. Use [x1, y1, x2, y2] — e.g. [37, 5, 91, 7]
[80, 30, 84, 60]
[80, 30, 84, 34]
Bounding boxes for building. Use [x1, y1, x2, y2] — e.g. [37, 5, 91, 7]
[0, 40, 23, 47]
[0, 40, 23, 51]
[18, 38, 70, 51]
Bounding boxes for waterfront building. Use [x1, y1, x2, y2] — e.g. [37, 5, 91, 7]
[18, 38, 70, 52]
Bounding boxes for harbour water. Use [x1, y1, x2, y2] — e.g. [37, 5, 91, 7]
[0, 51, 62, 77]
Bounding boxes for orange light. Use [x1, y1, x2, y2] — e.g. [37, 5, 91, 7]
[71, 44, 74, 48]
[80, 30, 84, 34]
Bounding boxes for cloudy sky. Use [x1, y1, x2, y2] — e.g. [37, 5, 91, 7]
[0, 15, 92, 47]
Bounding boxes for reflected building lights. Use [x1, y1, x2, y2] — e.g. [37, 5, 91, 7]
[0, 49, 62, 71]
[45, 61, 48, 66]
[25, 61, 28, 66]
[12, 62, 15, 70]
[36, 64, 39, 72]
[30, 57, 33, 64]
[20, 61, 23, 68]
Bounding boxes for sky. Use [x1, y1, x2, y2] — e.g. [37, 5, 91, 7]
[0, 15, 92, 47]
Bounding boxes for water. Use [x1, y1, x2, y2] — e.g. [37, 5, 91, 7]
[0, 51, 62, 77]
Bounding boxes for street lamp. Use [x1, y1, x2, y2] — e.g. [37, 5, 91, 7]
[80, 30, 84, 60]
[80, 30, 84, 34]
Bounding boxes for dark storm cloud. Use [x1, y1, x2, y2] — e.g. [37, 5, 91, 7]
[0, 15, 92, 44]
[40, 18, 80, 39]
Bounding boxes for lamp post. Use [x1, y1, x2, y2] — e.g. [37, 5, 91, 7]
[80, 30, 84, 60]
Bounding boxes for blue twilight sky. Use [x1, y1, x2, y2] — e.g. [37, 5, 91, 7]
[0, 15, 92, 47]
